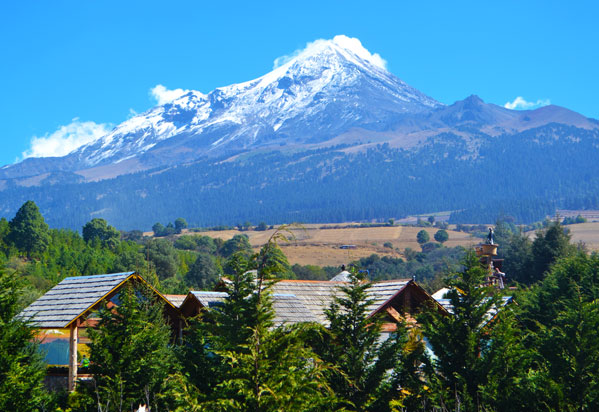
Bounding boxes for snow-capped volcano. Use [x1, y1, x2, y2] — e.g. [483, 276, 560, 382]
[61, 35, 441, 170]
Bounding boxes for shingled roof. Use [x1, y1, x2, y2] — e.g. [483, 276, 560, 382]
[271, 279, 413, 325]
[271, 280, 344, 324]
[19, 272, 174, 329]
[366, 280, 411, 314]
[189, 291, 228, 308]
[271, 293, 319, 325]
[164, 294, 187, 308]
[181, 291, 319, 326]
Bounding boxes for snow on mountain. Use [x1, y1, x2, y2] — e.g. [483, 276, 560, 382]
[67, 35, 442, 168]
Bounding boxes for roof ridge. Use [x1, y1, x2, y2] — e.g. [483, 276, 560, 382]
[62, 271, 135, 281]
[275, 279, 347, 284]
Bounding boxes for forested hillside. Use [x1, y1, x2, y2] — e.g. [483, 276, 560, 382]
[2, 124, 598, 230]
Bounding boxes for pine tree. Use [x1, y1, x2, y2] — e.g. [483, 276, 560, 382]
[0, 269, 49, 411]
[84, 284, 182, 412]
[185, 252, 219, 290]
[186, 231, 337, 412]
[418, 252, 500, 410]
[318, 269, 423, 411]
[529, 220, 575, 283]
[517, 253, 599, 410]
[8, 200, 50, 258]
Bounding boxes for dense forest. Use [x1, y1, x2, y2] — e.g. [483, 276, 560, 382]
[1, 200, 597, 411]
[1, 124, 599, 230]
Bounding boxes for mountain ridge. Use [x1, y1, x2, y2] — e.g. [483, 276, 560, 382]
[1, 35, 599, 229]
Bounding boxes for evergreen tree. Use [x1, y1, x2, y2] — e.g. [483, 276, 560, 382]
[260, 244, 293, 279]
[318, 269, 423, 411]
[186, 233, 337, 412]
[517, 253, 599, 410]
[0, 269, 49, 411]
[418, 252, 500, 410]
[529, 220, 575, 283]
[85, 283, 182, 412]
[8, 201, 50, 258]
[185, 252, 219, 290]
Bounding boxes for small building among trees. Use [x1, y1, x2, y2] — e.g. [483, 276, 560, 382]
[18, 272, 180, 391]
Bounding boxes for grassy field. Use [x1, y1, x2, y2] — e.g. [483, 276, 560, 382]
[195, 224, 476, 266]
[558, 222, 599, 251]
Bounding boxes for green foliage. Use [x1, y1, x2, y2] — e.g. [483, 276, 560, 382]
[291, 264, 328, 280]
[82, 218, 120, 248]
[259, 244, 293, 279]
[84, 284, 182, 412]
[174, 217, 188, 233]
[515, 253, 599, 410]
[220, 234, 252, 259]
[433, 229, 448, 244]
[418, 253, 500, 410]
[530, 220, 576, 283]
[255, 221, 268, 231]
[0, 269, 50, 411]
[416, 229, 429, 245]
[353, 247, 465, 290]
[8, 200, 50, 258]
[183, 235, 337, 412]
[317, 269, 423, 411]
[185, 252, 219, 290]
[145, 238, 179, 280]
[562, 214, 587, 225]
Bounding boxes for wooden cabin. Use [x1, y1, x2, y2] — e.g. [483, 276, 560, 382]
[18, 272, 180, 391]
[180, 278, 447, 336]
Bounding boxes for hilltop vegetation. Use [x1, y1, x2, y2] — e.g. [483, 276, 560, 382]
[2, 209, 599, 410]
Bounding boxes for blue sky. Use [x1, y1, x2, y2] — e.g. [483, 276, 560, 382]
[1, 0, 597, 166]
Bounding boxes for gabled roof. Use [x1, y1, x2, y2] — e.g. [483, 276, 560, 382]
[19, 272, 175, 329]
[271, 279, 416, 325]
[189, 291, 228, 309]
[366, 280, 411, 315]
[271, 280, 345, 324]
[271, 293, 319, 325]
[186, 278, 439, 327]
[164, 294, 187, 308]
[330, 270, 352, 282]
[180, 290, 319, 326]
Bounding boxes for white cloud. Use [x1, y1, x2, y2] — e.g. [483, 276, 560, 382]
[504, 96, 551, 110]
[21, 118, 111, 160]
[150, 84, 191, 105]
[273, 35, 387, 70]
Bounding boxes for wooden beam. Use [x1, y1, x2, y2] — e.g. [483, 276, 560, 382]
[68, 323, 78, 392]
[386, 306, 403, 322]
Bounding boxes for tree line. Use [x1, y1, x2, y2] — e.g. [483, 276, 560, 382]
[2, 203, 599, 410]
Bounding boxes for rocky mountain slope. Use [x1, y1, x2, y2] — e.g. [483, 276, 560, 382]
[1, 36, 598, 229]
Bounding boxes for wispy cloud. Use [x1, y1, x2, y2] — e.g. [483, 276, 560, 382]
[273, 35, 387, 70]
[504, 96, 551, 110]
[21, 119, 111, 160]
[150, 84, 191, 105]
